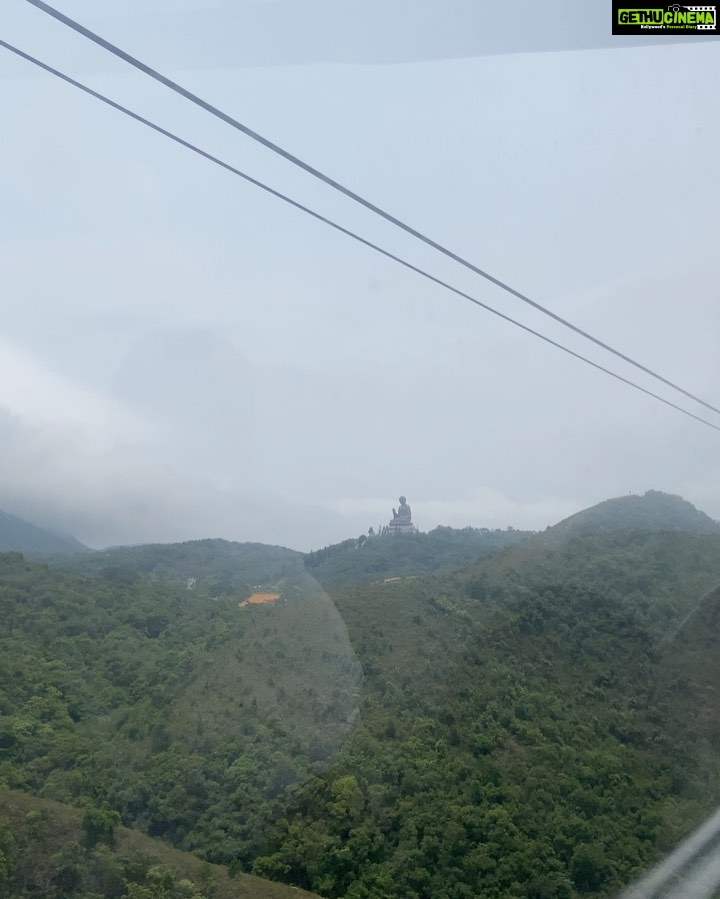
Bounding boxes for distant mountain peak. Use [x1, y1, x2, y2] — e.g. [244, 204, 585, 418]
[542, 490, 720, 543]
[0, 508, 90, 555]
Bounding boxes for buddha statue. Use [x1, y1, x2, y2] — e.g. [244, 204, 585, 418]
[392, 496, 412, 525]
[384, 495, 415, 534]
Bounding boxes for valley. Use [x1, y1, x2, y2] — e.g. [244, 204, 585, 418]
[2, 492, 720, 897]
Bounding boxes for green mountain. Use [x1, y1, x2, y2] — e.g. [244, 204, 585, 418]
[0, 552, 360, 872]
[0, 787, 321, 899]
[539, 490, 720, 545]
[251, 529, 720, 898]
[50, 527, 535, 595]
[5, 496, 720, 897]
[658, 582, 720, 751]
[0, 509, 89, 555]
[50, 538, 305, 598]
[303, 525, 534, 587]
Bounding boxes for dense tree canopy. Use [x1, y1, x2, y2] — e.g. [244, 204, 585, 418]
[3, 525, 720, 897]
[304, 526, 534, 587]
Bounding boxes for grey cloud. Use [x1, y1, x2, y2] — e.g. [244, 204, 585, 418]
[0, 9, 718, 549]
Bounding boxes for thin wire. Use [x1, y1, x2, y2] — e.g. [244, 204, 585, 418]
[3, 38, 719, 435]
[24, 0, 720, 419]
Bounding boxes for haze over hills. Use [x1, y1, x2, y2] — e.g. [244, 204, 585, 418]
[303, 525, 535, 587]
[36, 490, 720, 597]
[304, 490, 720, 588]
[10, 489, 719, 581]
[53, 537, 305, 598]
[4, 491, 720, 896]
[539, 490, 720, 544]
[48, 527, 536, 593]
[0, 508, 90, 556]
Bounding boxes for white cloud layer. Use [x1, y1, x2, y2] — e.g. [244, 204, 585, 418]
[1, 8, 719, 550]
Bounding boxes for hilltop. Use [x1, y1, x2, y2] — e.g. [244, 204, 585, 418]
[47, 527, 535, 593]
[42, 491, 719, 593]
[0, 508, 89, 555]
[539, 490, 720, 545]
[304, 491, 720, 589]
[49, 537, 305, 598]
[303, 525, 534, 587]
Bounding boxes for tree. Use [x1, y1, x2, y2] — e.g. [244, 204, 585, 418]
[82, 808, 121, 848]
[570, 843, 614, 893]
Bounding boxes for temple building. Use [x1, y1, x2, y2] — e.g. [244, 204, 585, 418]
[381, 496, 417, 536]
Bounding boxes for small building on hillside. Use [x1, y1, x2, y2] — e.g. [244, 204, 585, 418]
[239, 592, 281, 608]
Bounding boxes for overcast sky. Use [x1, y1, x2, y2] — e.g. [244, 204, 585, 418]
[1, 1, 719, 550]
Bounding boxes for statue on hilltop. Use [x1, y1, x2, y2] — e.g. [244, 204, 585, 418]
[382, 495, 417, 536]
[392, 496, 412, 525]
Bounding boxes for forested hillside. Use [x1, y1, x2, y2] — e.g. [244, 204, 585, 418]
[0, 553, 360, 888]
[4, 524, 720, 897]
[539, 491, 720, 545]
[48, 528, 534, 595]
[253, 531, 720, 897]
[0, 509, 89, 556]
[50, 538, 304, 599]
[303, 526, 533, 587]
[0, 787, 321, 899]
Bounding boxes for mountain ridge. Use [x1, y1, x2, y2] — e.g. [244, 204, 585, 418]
[538, 490, 720, 545]
[0, 508, 90, 555]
